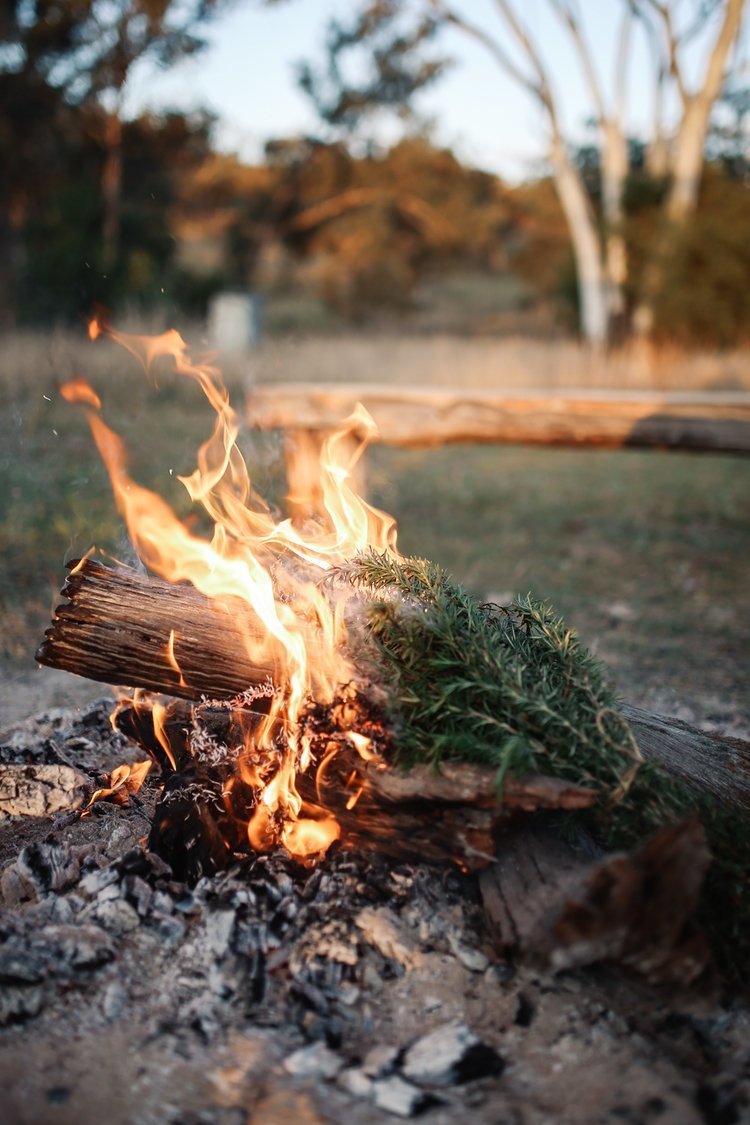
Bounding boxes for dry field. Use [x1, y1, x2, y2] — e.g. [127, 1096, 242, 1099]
[249, 333, 750, 393]
[1, 325, 749, 730]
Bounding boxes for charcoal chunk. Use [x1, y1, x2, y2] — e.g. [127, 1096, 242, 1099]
[283, 1041, 343, 1080]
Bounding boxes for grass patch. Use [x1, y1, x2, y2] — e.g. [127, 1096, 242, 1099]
[369, 444, 750, 710]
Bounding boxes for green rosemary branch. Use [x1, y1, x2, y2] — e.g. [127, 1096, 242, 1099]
[333, 549, 750, 976]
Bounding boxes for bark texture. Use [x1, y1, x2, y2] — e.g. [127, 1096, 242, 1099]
[248, 385, 750, 453]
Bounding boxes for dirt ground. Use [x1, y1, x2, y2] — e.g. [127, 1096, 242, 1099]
[0, 702, 748, 1125]
[0, 667, 109, 732]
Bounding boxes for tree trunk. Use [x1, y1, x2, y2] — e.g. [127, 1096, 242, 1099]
[549, 135, 608, 349]
[601, 120, 629, 333]
[666, 0, 746, 222]
[101, 110, 123, 271]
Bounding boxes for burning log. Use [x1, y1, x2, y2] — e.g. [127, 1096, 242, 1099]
[110, 697, 597, 880]
[111, 692, 721, 985]
[36, 557, 750, 977]
[38, 559, 750, 811]
[35, 558, 286, 701]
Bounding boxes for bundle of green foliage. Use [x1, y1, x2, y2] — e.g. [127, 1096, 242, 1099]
[336, 550, 750, 976]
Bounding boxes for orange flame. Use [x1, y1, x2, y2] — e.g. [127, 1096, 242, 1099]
[84, 760, 152, 812]
[62, 323, 398, 859]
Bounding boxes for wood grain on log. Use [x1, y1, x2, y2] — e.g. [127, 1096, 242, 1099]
[479, 817, 713, 985]
[621, 704, 750, 812]
[247, 384, 750, 453]
[35, 559, 284, 701]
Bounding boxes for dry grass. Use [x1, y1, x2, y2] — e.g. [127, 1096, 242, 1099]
[3, 323, 750, 397]
[247, 334, 750, 393]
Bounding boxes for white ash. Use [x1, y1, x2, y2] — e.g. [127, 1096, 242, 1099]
[0, 764, 88, 820]
[0, 700, 748, 1125]
[188, 725, 239, 767]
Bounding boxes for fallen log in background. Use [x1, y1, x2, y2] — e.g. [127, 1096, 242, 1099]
[247, 384, 750, 454]
[39, 560, 750, 812]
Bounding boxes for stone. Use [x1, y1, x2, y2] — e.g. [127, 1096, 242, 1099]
[372, 1075, 429, 1117]
[401, 1021, 503, 1087]
[86, 898, 140, 937]
[283, 1041, 343, 1080]
[205, 907, 235, 958]
[102, 981, 128, 1022]
[447, 935, 490, 973]
[0, 984, 45, 1025]
[2, 842, 85, 903]
[337, 1067, 374, 1099]
[42, 923, 116, 971]
[79, 865, 119, 898]
[362, 1044, 400, 1078]
[355, 907, 423, 970]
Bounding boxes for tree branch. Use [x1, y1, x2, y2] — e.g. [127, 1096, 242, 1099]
[428, 0, 547, 107]
[639, 0, 690, 107]
[493, 0, 561, 125]
[615, 3, 634, 123]
[549, 0, 609, 123]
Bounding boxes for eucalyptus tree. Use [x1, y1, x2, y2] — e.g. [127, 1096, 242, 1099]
[299, 0, 747, 347]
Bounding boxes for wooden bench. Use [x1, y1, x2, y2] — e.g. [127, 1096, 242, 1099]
[246, 383, 750, 512]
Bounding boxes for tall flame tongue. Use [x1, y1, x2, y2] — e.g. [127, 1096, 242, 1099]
[62, 321, 398, 857]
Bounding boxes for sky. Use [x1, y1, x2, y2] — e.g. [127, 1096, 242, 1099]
[123, 0, 732, 181]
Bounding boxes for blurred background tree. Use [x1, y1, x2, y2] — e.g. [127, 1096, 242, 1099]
[0, 0, 748, 347]
[0, 0, 229, 323]
[297, 0, 747, 347]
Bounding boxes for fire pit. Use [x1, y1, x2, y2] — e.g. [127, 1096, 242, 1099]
[1, 321, 749, 1122]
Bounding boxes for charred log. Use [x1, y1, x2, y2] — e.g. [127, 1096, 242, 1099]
[121, 697, 597, 879]
[479, 816, 714, 987]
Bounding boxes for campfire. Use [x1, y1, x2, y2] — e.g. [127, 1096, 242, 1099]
[3, 320, 749, 1119]
[33, 321, 750, 976]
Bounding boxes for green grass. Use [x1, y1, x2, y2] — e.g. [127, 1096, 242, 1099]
[369, 444, 750, 713]
[1, 328, 748, 729]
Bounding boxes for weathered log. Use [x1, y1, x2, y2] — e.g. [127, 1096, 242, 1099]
[38, 562, 750, 812]
[479, 816, 714, 986]
[621, 704, 750, 812]
[35, 558, 284, 701]
[247, 383, 750, 454]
